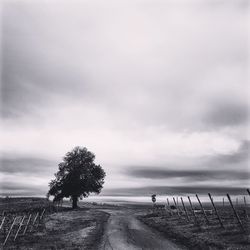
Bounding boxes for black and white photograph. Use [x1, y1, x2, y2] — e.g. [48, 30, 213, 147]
[0, 0, 249, 249]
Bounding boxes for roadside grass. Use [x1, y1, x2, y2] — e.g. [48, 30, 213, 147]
[1, 207, 110, 250]
[138, 208, 250, 250]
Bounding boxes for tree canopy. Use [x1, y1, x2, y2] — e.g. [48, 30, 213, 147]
[48, 146, 106, 208]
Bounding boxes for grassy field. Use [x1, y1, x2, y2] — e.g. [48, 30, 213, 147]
[1, 197, 250, 249]
[6, 209, 109, 250]
[0, 198, 110, 249]
[138, 205, 250, 249]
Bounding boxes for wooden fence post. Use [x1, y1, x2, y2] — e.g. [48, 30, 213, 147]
[167, 198, 172, 216]
[173, 197, 181, 218]
[244, 196, 248, 218]
[14, 215, 26, 241]
[196, 194, 209, 224]
[3, 217, 16, 246]
[0, 216, 6, 230]
[188, 196, 198, 224]
[227, 194, 244, 231]
[208, 193, 224, 228]
[30, 212, 39, 232]
[40, 208, 46, 220]
[33, 212, 39, 225]
[23, 214, 32, 235]
[181, 197, 190, 221]
[247, 189, 250, 196]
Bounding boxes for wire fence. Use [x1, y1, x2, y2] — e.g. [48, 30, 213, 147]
[149, 188, 250, 232]
[0, 200, 59, 247]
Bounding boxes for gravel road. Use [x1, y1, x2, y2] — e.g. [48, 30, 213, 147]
[100, 209, 186, 250]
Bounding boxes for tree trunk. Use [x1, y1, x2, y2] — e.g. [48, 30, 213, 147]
[72, 196, 78, 209]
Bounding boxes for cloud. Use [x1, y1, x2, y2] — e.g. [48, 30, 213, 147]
[121, 140, 249, 196]
[211, 140, 249, 166]
[0, 155, 57, 196]
[0, 176, 48, 196]
[102, 185, 248, 197]
[127, 168, 249, 182]
[0, 156, 56, 175]
[1, 0, 247, 130]
[204, 101, 248, 128]
[0, 0, 249, 197]
[126, 139, 250, 176]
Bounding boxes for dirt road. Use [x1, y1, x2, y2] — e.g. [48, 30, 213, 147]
[100, 209, 186, 250]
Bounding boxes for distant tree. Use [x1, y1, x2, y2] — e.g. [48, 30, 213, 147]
[48, 146, 106, 209]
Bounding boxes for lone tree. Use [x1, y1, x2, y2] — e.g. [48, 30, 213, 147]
[48, 146, 106, 209]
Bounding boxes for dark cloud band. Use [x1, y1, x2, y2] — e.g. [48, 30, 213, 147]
[0, 156, 56, 175]
[127, 168, 249, 181]
[102, 185, 248, 197]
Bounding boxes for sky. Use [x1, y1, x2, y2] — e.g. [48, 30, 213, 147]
[0, 0, 249, 200]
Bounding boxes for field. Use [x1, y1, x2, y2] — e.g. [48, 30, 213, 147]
[138, 204, 250, 249]
[0, 198, 110, 249]
[1, 197, 250, 249]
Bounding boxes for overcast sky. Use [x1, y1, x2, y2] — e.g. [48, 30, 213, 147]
[0, 0, 249, 199]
